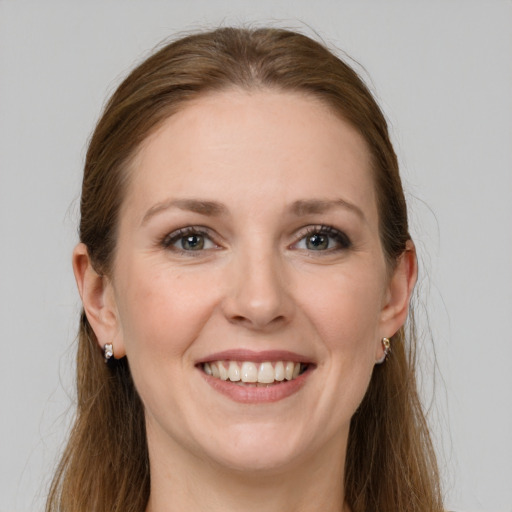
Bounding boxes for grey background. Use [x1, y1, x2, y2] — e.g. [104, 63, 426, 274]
[1, 1, 511, 511]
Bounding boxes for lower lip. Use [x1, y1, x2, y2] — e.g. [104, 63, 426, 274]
[199, 367, 312, 403]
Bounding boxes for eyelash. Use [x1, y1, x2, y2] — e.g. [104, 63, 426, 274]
[293, 225, 352, 252]
[160, 224, 352, 255]
[161, 226, 218, 254]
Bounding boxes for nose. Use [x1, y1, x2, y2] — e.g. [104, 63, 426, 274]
[221, 248, 294, 331]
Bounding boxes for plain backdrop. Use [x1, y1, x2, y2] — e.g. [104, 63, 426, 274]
[1, 1, 511, 511]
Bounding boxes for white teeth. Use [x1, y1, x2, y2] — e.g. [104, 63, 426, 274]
[241, 362, 258, 383]
[218, 363, 228, 381]
[204, 360, 306, 384]
[274, 361, 285, 381]
[258, 362, 275, 384]
[285, 361, 294, 380]
[228, 361, 241, 381]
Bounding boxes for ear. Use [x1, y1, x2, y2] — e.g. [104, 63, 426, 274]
[72, 243, 126, 358]
[376, 240, 418, 360]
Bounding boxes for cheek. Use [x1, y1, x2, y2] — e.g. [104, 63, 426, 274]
[289, 264, 386, 444]
[298, 263, 386, 353]
[114, 258, 221, 360]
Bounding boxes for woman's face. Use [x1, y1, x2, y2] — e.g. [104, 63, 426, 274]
[101, 90, 410, 473]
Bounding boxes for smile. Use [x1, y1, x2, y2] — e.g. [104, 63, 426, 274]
[197, 350, 314, 403]
[203, 360, 308, 385]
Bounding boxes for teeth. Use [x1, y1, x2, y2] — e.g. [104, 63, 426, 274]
[258, 362, 275, 384]
[204, 360, 306, 384]
[218, 363, 228, 381]
[285, 361, 294, 380]
[228, 361, 240, 381]
[274, 361, 285, 381]
[241, 362, 258, 383]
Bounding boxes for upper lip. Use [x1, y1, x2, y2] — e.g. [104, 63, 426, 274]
[197, 349, 314, 364]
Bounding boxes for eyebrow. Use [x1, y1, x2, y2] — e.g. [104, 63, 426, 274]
[289, 198, 366, 220]
[141, 198, 228, 225]
[141, 196, 365, 226]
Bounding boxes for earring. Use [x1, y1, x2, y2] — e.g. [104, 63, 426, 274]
[104, 343, 114, 363]
[376, 337, 391, 364]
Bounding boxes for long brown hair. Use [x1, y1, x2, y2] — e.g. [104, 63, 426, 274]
[47, 27, 443, 512]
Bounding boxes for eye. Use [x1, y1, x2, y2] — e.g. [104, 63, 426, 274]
[162, 227, 218, 252]
[294, 225, 352, 252]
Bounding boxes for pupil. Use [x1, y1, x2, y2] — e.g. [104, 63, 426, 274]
[307, 234, 328, 250]
[183, 235, 204, 250]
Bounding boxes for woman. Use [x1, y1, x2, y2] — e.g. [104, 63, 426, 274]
[46, 27, 443, 512]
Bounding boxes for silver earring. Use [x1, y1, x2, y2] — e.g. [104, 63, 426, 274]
[376, 337, 391, 364]
[104, 343, 114, 363]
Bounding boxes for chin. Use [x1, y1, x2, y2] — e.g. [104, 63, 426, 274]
[207, 446, 302, 475]
[197, 423, 312, 474]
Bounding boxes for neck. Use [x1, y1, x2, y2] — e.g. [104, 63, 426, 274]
[144, 424, 350, 512]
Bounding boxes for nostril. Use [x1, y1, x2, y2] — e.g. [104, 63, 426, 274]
[228, 313, 287, 328]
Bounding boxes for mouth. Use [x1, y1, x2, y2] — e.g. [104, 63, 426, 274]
[201, 360, 309, 386]
[196, 350, 314, 403]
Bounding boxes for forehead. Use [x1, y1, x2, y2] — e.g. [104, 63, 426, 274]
[125, 89, 377, 224]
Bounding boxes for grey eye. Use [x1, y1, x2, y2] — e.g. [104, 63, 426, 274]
[180, 234, 205, 250]
[163, 228, 217, 252]
[305, 233, 329, 250]
[294, 226, 352, 252]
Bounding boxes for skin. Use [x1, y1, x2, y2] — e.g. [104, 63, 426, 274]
[74, 90, 417, 512]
